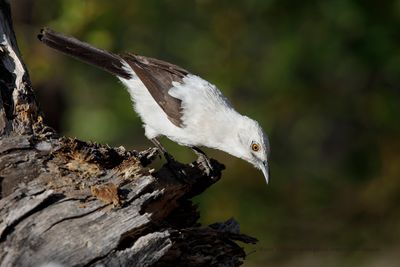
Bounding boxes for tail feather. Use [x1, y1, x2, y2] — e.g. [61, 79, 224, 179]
[38, 28, 131, 79]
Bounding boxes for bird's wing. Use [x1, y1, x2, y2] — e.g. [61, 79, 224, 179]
[39, 29, 189, 127]
[123, 54, 189, 127]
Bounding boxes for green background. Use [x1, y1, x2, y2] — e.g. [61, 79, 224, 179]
[12, 0, 400, 266]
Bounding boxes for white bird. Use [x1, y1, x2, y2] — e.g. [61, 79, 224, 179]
[38, 28, 271, 183]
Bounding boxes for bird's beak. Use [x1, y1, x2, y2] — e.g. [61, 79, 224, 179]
[260, 161, 269, 184]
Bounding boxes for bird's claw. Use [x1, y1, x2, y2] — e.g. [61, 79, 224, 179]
[163, 152, 189, 182]
[195, 153, 213, 176]
[191, 147, 214, 176]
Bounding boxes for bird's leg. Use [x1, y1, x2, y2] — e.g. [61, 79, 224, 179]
[191, 146, 213, 175]
[150, 138, 187, 181]
[150, 138, 175, 163]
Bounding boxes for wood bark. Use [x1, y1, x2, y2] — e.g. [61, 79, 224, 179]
[0, 2, 257, 267]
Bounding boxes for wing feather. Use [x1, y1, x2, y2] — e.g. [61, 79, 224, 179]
[123, 54, 189, 127]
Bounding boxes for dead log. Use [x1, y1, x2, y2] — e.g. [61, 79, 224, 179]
[0, 1, 257, 266]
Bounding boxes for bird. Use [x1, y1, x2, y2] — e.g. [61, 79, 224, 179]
[38, 28, 271, 183]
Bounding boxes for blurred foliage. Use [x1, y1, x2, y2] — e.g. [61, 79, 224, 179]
[11, 0, 400, 266]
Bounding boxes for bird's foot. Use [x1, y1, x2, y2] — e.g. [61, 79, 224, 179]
[150, 138, 188, 182]
[163, 152, 189, 182]
[191, 147, 214, 176]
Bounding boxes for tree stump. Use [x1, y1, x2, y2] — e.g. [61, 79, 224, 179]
[0, 1, 257, 267]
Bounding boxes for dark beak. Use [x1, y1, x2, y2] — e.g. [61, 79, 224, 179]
[260, 161, 269, 184]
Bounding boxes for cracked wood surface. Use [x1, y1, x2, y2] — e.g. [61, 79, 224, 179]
[0, 1, 257, 266]
[0, 135, 257, 267]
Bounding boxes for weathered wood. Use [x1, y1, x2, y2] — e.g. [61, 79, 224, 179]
[0, 0, 42, 136]
[0, 1, 257, 266]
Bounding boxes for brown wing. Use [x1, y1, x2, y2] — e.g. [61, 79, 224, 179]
[123, 54, 189, 127]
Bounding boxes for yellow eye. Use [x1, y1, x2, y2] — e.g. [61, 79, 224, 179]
[251, 143, 260, 152]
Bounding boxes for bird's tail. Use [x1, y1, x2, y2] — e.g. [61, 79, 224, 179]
[38, 28, 131, 79]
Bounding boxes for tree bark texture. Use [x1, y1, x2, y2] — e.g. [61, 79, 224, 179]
[0, 2, 257, 267]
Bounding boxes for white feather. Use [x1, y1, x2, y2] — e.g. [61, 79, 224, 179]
[118, 61, 269, 178]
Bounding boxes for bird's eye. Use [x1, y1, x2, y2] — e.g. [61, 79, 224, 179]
[251, 142, 260, 152]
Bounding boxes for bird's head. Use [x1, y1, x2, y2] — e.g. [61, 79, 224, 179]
[228, 116, 270, 183]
